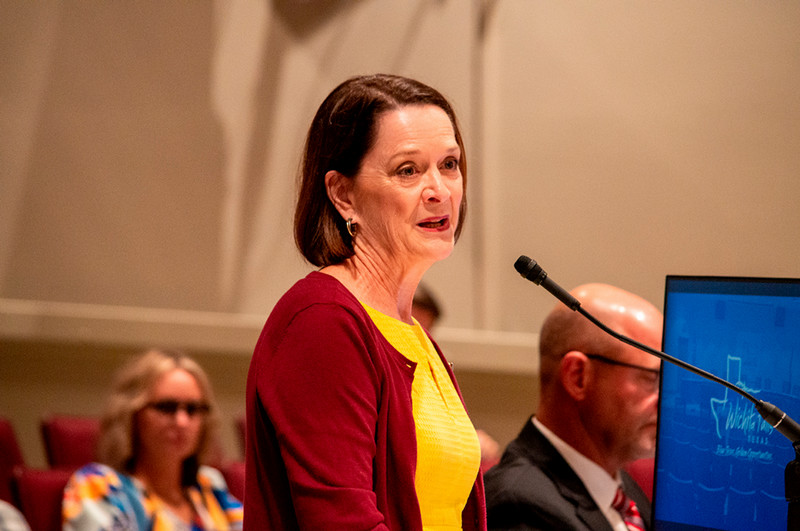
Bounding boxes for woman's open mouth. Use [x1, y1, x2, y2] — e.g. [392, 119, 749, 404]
[418, 217, 449, 230]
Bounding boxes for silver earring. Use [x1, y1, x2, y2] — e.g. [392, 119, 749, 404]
[346, 218, 356, 238]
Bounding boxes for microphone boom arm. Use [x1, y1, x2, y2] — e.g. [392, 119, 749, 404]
[514, 254, 800, 446]
[576, 304, 800, 445]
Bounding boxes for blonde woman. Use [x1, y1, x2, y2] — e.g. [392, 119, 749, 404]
[63, 348, 242, 530]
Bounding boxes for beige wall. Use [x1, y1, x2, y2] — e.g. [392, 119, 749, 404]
[2, 1, 799, 467]
[482, 2, 800, 331]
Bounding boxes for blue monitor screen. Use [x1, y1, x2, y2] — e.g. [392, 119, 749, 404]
[653, 276, 800, 531]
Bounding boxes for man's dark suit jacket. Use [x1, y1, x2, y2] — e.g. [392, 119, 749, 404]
[484, 419, 652, 530]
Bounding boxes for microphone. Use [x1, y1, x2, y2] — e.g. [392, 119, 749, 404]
[514, 254, 800, 446]
[514, 256, 581, 311]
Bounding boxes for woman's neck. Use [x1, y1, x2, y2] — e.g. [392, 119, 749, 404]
[321, 258, 423, 324]
[134, 457, 186, 505]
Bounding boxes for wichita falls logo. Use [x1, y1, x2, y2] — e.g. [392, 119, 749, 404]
[710, 355, 774, 462]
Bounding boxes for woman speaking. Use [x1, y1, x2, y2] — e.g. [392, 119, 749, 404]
[244, 74, 486, 530]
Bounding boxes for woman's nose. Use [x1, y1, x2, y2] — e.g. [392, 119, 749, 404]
[423, 170, 450, 202]
[174, 409, 192, 425]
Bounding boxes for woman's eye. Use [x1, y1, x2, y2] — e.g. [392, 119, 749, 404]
[397, 165, 416, 177]
[442, 157, 459, 171]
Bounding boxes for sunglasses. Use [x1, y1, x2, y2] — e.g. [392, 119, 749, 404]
[146, 400, 210, 417]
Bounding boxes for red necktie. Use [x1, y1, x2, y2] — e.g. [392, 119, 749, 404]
[612, 486, 645, 531]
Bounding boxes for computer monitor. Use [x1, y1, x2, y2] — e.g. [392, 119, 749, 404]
[653, 275, 800, 531]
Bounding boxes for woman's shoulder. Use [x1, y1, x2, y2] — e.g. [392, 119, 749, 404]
[63, 464, 150, 531]
[195, 466, 244, 516]
[63, 463, 137, 524]
[291, 271, 354, 299]
[198, 464, 245, 497]
[64, 462, 138, 503]
[273, 271, 363, 316]
[196, 465, 227, 489]
[68, 462, 125, 485]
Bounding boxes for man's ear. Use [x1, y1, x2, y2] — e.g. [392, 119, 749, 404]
[560, 351, 590, 401]
[325, 170, 355, 220]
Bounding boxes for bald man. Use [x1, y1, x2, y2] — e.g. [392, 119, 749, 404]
[485, 283, 663, 531]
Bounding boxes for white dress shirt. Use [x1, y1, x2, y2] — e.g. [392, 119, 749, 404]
[533, 417, 629, 531]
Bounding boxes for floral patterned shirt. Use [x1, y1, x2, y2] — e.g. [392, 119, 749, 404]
[63, 463, 243, 531]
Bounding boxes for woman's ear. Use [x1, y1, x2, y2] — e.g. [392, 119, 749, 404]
[325, 170, 355, 220]
[560, 351, 590, 401]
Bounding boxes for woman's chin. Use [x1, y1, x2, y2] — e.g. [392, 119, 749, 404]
[425, 242, 455, 263]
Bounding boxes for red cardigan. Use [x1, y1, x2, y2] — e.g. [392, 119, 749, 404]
[244, 272, 486, 530]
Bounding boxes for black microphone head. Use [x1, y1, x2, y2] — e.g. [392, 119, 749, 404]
[515, 254, 581, 310]
[514, 255, 533, 275]
[514, 255, 546, 285]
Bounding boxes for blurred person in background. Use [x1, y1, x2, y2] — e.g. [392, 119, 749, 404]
[63, 348, 242, 530]
[0, 500, 29, 531]
[411, 282, 442, 332]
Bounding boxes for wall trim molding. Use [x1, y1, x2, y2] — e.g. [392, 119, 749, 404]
[0, 298, 539, 375]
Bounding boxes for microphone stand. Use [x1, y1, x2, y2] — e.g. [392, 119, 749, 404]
[514, 255, 800, 530]
[788, 443, 800, 530]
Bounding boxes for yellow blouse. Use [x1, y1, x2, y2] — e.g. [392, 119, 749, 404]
[364, 304, 480, 531]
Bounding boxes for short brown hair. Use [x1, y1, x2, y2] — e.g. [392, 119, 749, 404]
[294, 74, 468, 266]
